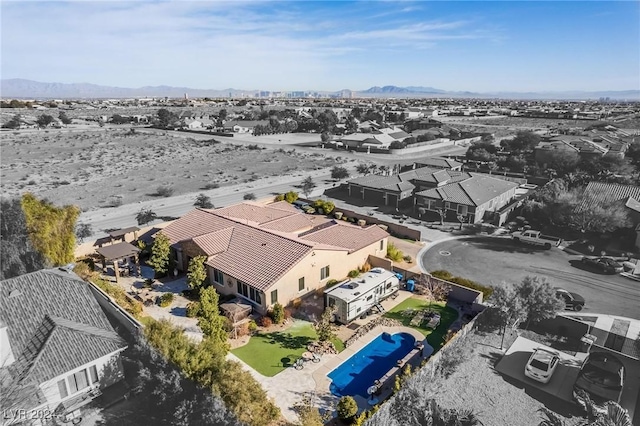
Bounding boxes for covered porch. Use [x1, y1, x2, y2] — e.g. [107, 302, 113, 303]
[96, 242, 141, 284]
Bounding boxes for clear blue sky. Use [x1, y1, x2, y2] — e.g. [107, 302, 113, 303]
[2, 1, 639, 92]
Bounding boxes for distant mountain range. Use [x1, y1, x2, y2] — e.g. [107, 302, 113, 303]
[2, 79, 639, 100]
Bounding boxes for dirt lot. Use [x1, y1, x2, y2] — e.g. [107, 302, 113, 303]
[0, 128, 345, 211]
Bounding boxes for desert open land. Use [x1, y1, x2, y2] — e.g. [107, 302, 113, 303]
[0, 128, 346, 212]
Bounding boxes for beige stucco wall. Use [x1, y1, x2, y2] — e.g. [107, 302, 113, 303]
[205, 238, 388, 314]
[38, 351, 125, 410]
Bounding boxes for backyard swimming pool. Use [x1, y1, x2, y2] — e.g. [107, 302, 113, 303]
[328, 332, 416, 398]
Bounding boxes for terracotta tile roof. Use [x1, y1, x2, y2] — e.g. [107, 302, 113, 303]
[162, 209, 232, 243]
[261, 213, 332, 233]
[205, 226, 312, 291]
[268, 200, 301, 213]
[192, 228, 234, 255]
[214, 202, 296, 225]
[0, 270, 126, 385]
[299, 220, 389, 253]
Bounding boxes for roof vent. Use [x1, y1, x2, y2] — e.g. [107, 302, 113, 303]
[261, 243, 267, 246]
[8, 289, 22, 298]
[353, 292, 360, 296]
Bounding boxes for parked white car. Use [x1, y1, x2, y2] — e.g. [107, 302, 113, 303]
[525, 348, 560, 383]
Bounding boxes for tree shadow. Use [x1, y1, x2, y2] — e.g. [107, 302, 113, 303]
[170, 306, 187, 317]
[568, 259, 611, 275]
[264, 331, 314, 350]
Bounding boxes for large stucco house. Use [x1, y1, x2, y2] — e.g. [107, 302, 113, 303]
[161, 201, 389, 313]
[346, 165, 519, 224]
[0, 269, 127, 424]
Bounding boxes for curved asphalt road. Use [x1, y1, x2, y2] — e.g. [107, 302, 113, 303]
[421, 236, 640, 320]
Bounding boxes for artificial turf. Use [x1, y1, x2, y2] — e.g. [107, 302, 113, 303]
[384, 298, 458, 352]
[231, 321, 343, 377]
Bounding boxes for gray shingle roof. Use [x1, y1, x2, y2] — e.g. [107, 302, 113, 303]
[416, 174, 518, 206]
[581, 182, 640, 213]
[0, 270, 126, 385]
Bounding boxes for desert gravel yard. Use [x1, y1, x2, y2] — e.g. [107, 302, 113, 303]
[369, 327, 580, 426]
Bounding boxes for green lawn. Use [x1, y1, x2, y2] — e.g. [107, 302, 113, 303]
[384, 298, 458, 352]
[231, 321, 343, 377]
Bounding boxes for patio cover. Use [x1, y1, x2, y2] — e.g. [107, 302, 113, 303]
[108, 226, 140, 239]
[96, 242, 140, 261]
[220, 298, 253, 323]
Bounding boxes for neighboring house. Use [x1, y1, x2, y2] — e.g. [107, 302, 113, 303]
[535, 134, 631, 163]
[223, 120, 269, 134]
[160, 201, 389, 314]
[413, 157, 463, 171]
[414, 173, 519, 224]
[183, 118, 202, 129]
[337, 126, 409, 150]
[347, 163, 519, 223]
[0, 269, 127, 424]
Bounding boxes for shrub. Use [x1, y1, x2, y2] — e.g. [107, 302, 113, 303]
[274, 194, 285, 202]
[248, 320, 258, 332]
[313, 199, 335, 215]
[203, 182, 220, 190]
[291, 297, 302, 309]
[259, 316, 273, 327]
[403, 255, 413, 263]
[156, 185, 174, 197]
[337, 396, 358, 421]
[386, 242, 404, 262]
[360, 262, 371, 273]
[284, 191, 299, 203]
[158, 293, 174, 307]
[235, 322, 250, 337]
[347, 269, 360, 278]
[430, 270, 494, 298]
[243, 193, 256, 200]
[284, 307, 293, 320]
[326, 279, 339, 288]
[186, 301, 201, 317]
[270, 303, 285, 324]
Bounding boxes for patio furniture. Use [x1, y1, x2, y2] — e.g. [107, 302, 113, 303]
[410, 310, 426, 326]
[425, 314, 441, 329]
[293, 358, 304, 370]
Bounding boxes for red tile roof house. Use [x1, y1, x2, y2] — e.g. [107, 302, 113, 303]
[0, 269, 127, 423]
[160, 201, 390, 314]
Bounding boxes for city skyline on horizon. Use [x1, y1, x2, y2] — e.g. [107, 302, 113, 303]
[2, 1, 639, 93]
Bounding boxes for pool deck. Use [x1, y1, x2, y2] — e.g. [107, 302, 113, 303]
[228, 325, 429, 423]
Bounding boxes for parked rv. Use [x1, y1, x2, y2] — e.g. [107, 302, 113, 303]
[324, 268, 400, 324]
[512, 230, 562, 249]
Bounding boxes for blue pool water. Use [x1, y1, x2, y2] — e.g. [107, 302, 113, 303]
[328, 332, 416, 398]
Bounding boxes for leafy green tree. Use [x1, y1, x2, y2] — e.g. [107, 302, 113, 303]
[270, 303, 285, 324]
[356, 163, 370, 175]
[58, 111, 72, 125]
[284, 191, 299, 203]
[198, 286, 229, 346]
[2, 114, 22, 129]
[337, 396, 358, 421]
[75, 223, 93, 242]
[148, 232, 171, 276]
[36, 114, 54, 128]
[314, 306, 337, 342]
[20, 193, 79, 266]
[194, 193, 214, 209]
[136, 208, 158, 225]
[187, 255, 208, 294]
[0, 198, 47, 280]
[331, 166, 350, 180]
[514, 276, 564, 329]
[157, 108, 178, 128]
[301, 176, 316, 198]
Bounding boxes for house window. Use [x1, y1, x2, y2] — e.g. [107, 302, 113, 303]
[445, 202, 451, 210]
[320, 266, 330, 280]
[328, 298, 335, 307]
[298, 277, 305, 291]
[68, 370, 89, 394]
[58, 379, 68, 399]
[89, 365, 99, 384]
[271, 290, 278, 304]
[457, 205, 468, 215]
[380, 240, 384, 251]
[212, 268, 224, 285]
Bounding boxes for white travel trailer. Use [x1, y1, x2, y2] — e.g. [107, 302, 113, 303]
[324, 268, 400, 324]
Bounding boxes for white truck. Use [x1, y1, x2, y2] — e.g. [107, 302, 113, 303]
[512, 230, 562, 249]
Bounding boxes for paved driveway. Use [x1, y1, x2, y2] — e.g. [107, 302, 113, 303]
[420, 236, 640, 320]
